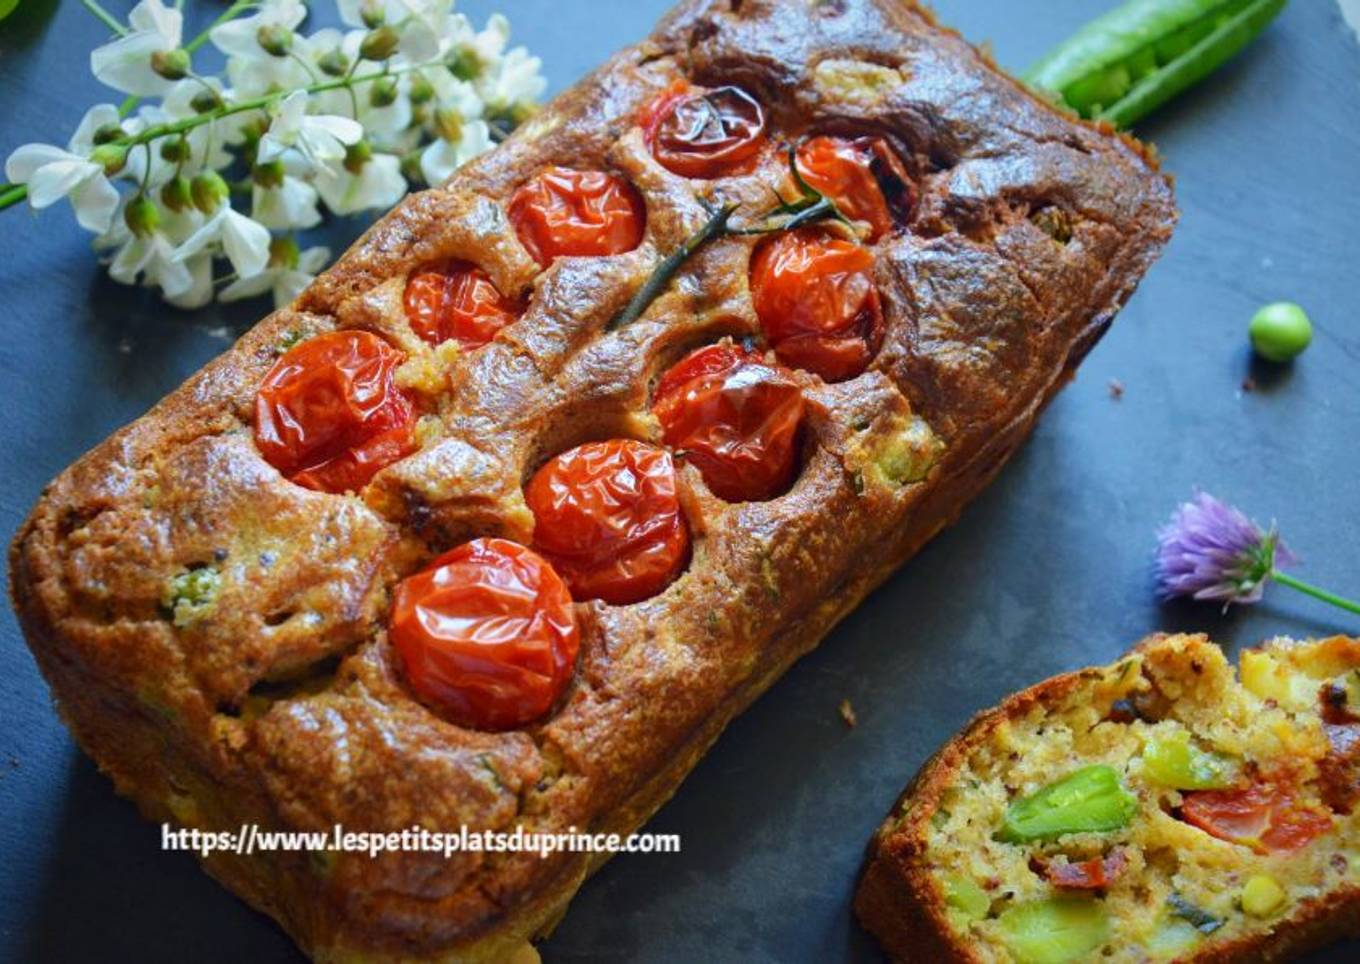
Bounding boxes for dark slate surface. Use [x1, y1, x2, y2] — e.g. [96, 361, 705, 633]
[2, 1, 1357, 961]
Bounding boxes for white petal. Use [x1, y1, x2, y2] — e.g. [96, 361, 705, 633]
[272, 90, 307, 135]
[68, 175, 121, 234]
[316, 153, 407, 215]
[90, 31, 173, 96]
[272, 269, 315, 308]
[251, 177, 321, 230]
[220, 209, 272, 278]
[398, 21, 440, 62]
[171, 209, 225, 262]
[27, 159, 97, 209]
[165, 255, 214, 308]
[297, 246, 332, 273]
[152, 255, 196, 300]
[209, 18, 262, 59]
[109, 236, 153, 285]
[128, 0, 183, 46]
[336, 0, 366, 27]
[271, 0, 309, 31]
[304, 114, 364, 146]
[69, 104, 123, 155]
[5, 143, 74, 184]
[219, 268, 281, 302]
[419, 139, 457, 187]
[255, 132, 288, 165]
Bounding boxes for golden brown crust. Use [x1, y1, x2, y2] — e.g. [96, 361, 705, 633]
[854, 634, 1360, 963]
[10, 1, 1174, 959]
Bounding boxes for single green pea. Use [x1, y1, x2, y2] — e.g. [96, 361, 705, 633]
[1249, 301, 1312, 363]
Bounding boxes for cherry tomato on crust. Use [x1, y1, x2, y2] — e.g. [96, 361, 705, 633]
[508, 167, 646, 267]
[403, 260, 521, 350]
[525, 440, 690, 605]
[1181, 781, 1333, 853]
[254, 330, 418, 493]
[643, 82, 768, 179]
[390, 538, 579, 731]
[749, 228, 884, 383]
[795, 135, 915, 240]
[652, 342, 805, 503]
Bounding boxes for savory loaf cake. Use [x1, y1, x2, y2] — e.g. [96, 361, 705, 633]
[9, 0, 1174, 959]
[855, 634, 1360, 963]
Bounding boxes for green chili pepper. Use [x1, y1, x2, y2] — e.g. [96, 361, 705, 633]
[997, 764, 1138, 843]
[1026, 0, 1288, 128]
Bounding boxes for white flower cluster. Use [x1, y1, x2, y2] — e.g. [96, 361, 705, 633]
[3, 0, 545, 308]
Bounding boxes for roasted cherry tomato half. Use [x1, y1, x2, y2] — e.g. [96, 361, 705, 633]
[508, 167, 646, 267]
[525, 439, 690, 605]
[1181, 780, 1333, 853]
[403, 259, 521, 350]
[254, 330, 418, 493]
[749, 228, 884, 382]
[795, 135, 915, 240]
[643, 81, 768, 179]
[652, 342, 805, 502]
[390, 538, 579, 731]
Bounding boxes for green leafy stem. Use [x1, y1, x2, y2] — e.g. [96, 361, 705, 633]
[1026, 0, 1288, 128]
[608, 146, 854, 330]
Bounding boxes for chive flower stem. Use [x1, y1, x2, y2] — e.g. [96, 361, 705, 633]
[1272, 571, 1360, 616]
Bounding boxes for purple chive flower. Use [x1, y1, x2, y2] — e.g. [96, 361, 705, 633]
[1155, 491, 1295, 606]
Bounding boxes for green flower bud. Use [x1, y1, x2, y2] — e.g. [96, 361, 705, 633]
[269, 235, 301, 270]
[448, 47, 483, 82]
[190, 170, 230, 214]
[190, 87, 223, 114]
[342, 139, 373, 175]
[159, 137, 192, 164]
[507, 101, 538, 126]
[359, 0, 385, 29]
[408, 72, 434, 105]
[257, 23, 293, 58]
[159, 175, 193, 212]
[399, 150, 424, 184]
[89, 142, 128, 175]
[317, 47, 350, 77]
[433, 107, 464, 143]
[368, 76, 399, 108]
[359, 25, 400, 62]
[238, 116, 268, 145]
[150, 48, 191, 81]
[124, 194, 161, 237]
[252, 158, 286, 189]
[91, 123, 124, 146]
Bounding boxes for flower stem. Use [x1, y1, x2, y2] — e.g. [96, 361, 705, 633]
[1273, 571, 1360, 616]
[185, 1, 256, 54]
[608, 202, 739, 331]
[79, 0, 127, 36]
[0, 183, 27, 210]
